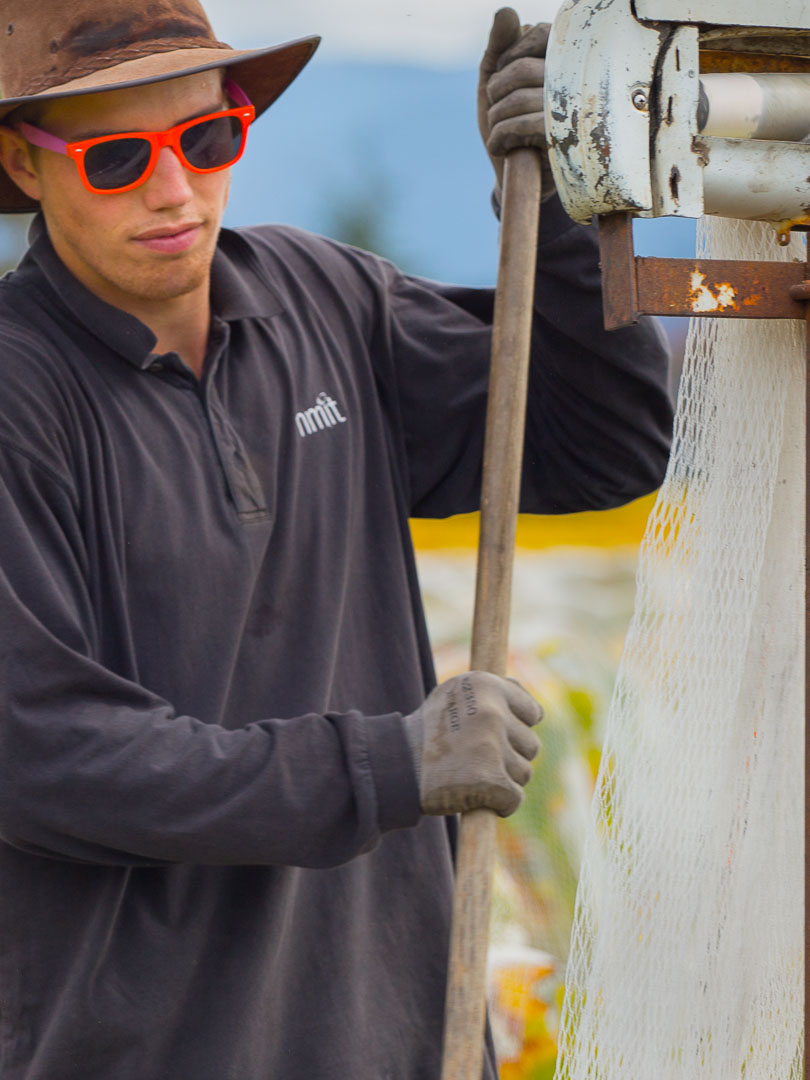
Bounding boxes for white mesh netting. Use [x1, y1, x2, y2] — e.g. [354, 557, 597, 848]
[554, 217, 806, 1079]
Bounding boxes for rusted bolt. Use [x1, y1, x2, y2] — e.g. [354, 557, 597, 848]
[631, 88, 649, 111]
[788, 280, 810, 302]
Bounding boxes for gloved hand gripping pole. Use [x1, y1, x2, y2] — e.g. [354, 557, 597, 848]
[439, 146, 543, 1080]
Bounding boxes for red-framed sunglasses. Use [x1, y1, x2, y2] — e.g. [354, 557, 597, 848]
[19, 79, 255, 195]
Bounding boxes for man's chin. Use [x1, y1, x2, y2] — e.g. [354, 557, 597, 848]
[124, 252, 212, 305]
[137, 270, 209, 304]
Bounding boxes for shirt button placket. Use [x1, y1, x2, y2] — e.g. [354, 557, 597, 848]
[201, 332, 269, 523]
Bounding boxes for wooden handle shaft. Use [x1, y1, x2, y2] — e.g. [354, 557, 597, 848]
[440, 148, 543, 1080]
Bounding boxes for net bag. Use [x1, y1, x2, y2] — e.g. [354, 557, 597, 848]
[554, 217, 805, 1079]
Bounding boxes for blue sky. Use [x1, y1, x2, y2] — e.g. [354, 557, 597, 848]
[203, 1, 563, 65]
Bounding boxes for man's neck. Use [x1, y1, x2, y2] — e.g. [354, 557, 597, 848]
[44, 223, 215, 379]
[139, 291, 212, 379]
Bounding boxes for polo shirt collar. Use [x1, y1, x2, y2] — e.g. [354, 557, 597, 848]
[212, 227, 285, 322]
[23, 216, 283, 370]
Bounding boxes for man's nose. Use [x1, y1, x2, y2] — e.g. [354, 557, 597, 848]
[142, 146, 193, 209]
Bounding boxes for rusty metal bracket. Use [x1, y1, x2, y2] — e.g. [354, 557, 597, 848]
[598, 212, 808, 328]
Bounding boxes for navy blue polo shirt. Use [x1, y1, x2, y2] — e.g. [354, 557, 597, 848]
[0, 202, 671, 1079]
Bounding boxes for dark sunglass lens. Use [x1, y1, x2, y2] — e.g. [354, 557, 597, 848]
[83, 137, 152, 190]
[180, 116, 243, 171]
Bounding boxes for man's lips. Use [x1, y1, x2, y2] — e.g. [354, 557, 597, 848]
[132, 223, 203, 254]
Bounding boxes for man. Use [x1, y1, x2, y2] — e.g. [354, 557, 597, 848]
[0, 2, 672, 1078]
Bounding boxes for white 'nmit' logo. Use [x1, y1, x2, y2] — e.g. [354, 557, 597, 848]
[295, 391, 348, 438]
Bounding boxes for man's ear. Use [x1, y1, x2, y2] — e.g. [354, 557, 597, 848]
[0, 126, 42, 201]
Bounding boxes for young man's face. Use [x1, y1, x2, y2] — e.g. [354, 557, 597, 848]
[1, 71, 232, 314]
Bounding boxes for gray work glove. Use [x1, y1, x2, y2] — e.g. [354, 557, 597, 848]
[403, 671, 542, 817]
[477, 8, 556, 202]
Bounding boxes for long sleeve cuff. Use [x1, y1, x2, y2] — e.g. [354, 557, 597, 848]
[364, 713, 422, 832]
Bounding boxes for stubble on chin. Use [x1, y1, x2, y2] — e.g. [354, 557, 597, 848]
[128, 259, 210, 303]
[115, 234, 217, 305]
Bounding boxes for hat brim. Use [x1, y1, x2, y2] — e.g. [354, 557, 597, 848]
[0, 35, 320, 213]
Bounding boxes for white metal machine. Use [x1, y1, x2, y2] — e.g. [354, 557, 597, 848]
[545, 0, 810, 237]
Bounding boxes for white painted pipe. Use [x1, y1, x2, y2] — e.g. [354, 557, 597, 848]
[699, 73, 810, 142]
[701, 135, 810, 224]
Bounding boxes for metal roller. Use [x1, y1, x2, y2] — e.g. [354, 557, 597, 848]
[701, 136, 810, 228]
[699, 74, 810, 142]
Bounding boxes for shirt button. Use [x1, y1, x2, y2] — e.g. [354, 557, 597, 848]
[148, 361, 164, 373]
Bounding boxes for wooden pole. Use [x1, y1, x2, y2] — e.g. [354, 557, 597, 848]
[439, 146, 543, 1080]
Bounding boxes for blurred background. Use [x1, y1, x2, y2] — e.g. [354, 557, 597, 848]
[0, 4, 696, 1075]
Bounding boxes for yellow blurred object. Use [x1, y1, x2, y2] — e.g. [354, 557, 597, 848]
[487, 945, 559, 1079]
[409, 493, 657, 551]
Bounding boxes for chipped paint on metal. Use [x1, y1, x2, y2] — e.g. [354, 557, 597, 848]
[646, 24, 703, 219]
[545, 0, 661, 223]
[689, 271, 740, 312]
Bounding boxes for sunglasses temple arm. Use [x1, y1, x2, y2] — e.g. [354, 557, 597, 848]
[18, 121, 68, 155]
[224, 78, 252, 108]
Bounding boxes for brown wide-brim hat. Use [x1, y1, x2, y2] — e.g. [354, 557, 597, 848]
[0, 0, 320, 212]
